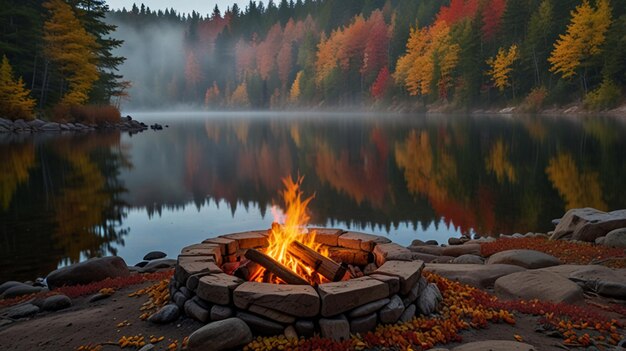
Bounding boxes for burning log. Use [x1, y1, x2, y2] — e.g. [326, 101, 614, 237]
[244, 248, 309, 285]
[233, 259, 263, 281]
[287, 240, 348, 282]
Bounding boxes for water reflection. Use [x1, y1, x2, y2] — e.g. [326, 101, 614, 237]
[1, 113, 625, 282]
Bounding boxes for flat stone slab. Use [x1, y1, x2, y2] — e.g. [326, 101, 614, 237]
[424, 263, 526, 288]
[552, 207, 626, 242]
[175, 256, 218, 285]
[220, 231, 268, 249]
[486, 249, 560, 269]
[236, 311, 284, 335]
[338, 232, 390, 251]
[369, 274, 400, 295]
[348, 298, 390, 318]
[196, 273, 244, 305]
[441, 244, 482, 257]
[202, 237, 239, 255]
[495, 270, 584, 304]
[318, 277, 389, 317]
[248, 304, 296, 324]
[373, 260, 424, 295]
[373, 243, 414, 266]
[233, 282, 320, 318]
[408, 245, 445, 256]
[310, 228, 344, 246]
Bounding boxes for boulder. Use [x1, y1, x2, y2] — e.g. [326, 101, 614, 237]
[416, 283, 442, 316]
[424, 264, 526, 288]
[441, 244, 482, 257]
[148, 304, 180, 324]
[5, 304, 39, 319]
[595, 236, 606, 245]
[0, 281, 23, 295]
[46, 256, 129, 289]
[486, 250, 560, 269]
[451, 340, 536, 351]
[1, 284, 42, 299]
[551, 208, 626, 242]
[319, 315, 350, 341]
[452, 254, 485, 264]
[143, 251, 167, 260]
[399, 304, 416, 322]
[42, 295, 71, 311]
[495, 271, 584, 304]
[604, 228, 626, 248]
[566, 265, 626, 299]
[186, 318, 253, 351]
[379, 295, 405, 324]
[350, 313, 378, 334]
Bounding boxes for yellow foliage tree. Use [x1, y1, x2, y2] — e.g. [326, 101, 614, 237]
[395, 21, 459, 98]
[545, 152, 607, 211]
[486, 45, 519, 92]
[43, 0, 99, 106]
[485, 139, 517, 183]
[289, 71, 303, 102]
[0, 56, 36, 120]
[230, 82, 250, 107]
[548, 0, 611, 80]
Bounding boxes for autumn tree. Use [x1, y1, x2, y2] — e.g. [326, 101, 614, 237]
[487, 44, 519, 94]
[481, 0, 507, 41]
[548, 0, 611, 91]
[0, 56, 36, 120]
[43, 0, 99, 106]
[289, 70, 303, 102]
[371, 67, 390, 100]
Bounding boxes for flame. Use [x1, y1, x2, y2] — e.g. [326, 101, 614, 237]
[252, 176, 329, 284]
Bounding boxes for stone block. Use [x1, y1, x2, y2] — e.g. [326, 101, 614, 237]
[236, 311, 284, 335]
[350, 313, 377, 334]
[202, 237, 239, 255]
[175, 256, 217, 285]
[373, 243, 414, 266]
[196, 273, 244, 305]
[338, 232, 391, 252]
[310, 228, 344, 246]
[368, 274, 400, 295]
[248, 304, 296, 324]
[318, 277, 389, 317]
[221, 231, 269, 249]
[233, 282, 320, 318]
[319, 315, 350, 341]
[348, 298, 390, 318]
[374, 260, 424, 295]
[180, 244, 223, 266]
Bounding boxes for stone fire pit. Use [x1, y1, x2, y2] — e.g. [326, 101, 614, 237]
[169, 229, 440, 340]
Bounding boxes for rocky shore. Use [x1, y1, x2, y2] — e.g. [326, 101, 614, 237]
[0, 116, 167, 134]
[0, 207, 624, 351]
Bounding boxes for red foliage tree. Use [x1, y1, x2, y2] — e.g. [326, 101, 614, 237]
[371, 67, 390, 99]
[481, 0, 507, 41]
[362, 10, 389, 78]
[436, 0, 479, 25]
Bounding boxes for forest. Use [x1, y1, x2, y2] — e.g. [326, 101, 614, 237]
[107, 0, 626, 111]
[1, 0, 626, 116]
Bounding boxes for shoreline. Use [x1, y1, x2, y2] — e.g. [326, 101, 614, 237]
[0, 116, 168, 135]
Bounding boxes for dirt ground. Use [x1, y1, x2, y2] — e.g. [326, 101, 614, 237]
[0, 280, 603, 351]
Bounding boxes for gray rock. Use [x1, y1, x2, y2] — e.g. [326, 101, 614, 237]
[350, 313, 377, 334]
[134, 261, 149, 268]
[399, 304, 416, 322]
[425, 240, 439, 245]
[408, 252, 440, 263]
[0, 281, 23, 295]
[551, 207, 626, 242]
[184, 299, 210, 323]
[179, 286, 193, 298]
[425, 263, 526, 289]
[452, 254, 485, 264]
[2, 285, 42, 299]
[0, 118, 13, 128]
[140, 258, 177, 273]
[6, 304, 39, 319]
[191, 296, 211, 310]
[148, 304, 180, 324]
[448, 237, 467, 245]
[173, 291, 188, 309]
[295, 320, 315, 338]
[46, 256, 129, 289]
[416, 283, 442, 316]
[595, 236, 606, 245]
[236, 312, 284, 336]
[379, 295, 405, 324]
[42, 295, 71, 311]
[411, 239, 426, 246]
[28, 119, 46, 128]
[403, 277, 426, 306]
[0, 319, 13, 327]
[319, 315, 350, 341]
[486, 249, 560, 269]
[40, 122, 61, 131]
[88, 293, 111, 302]
[143, 251, 167, 261]
[186, 318, 253, 351]
[348, 298, 390, 318]
[210, 305, 233, 321]
[604, 228, 626, 248]
[495, 270, 584, 304]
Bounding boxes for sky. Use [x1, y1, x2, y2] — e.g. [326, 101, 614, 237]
[106, 0, 243, 16]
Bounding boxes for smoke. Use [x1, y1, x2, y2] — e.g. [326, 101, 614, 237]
[107, 15, 186, 109]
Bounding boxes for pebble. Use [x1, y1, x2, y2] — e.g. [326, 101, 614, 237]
[42, 295, 72, 311]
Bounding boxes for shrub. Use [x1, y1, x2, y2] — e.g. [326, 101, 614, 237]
[520, 86, 548, 113]
[52, 104, 121, 124]
[584, 79, 622, 111]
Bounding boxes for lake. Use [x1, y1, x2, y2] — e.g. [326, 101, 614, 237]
[1, 112, 625, 282]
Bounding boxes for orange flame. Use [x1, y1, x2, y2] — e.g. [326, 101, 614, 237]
[253, 176, 329, 284]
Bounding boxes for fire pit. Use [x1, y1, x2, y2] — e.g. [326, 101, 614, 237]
[168, 178, 437, 340]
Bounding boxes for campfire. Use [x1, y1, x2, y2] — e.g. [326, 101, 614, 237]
[232, 177, 349, 285]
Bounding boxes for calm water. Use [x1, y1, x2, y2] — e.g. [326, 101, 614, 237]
[2, 112, 626, 282]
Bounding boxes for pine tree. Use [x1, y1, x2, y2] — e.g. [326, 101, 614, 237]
[43, 0, 99, 106]
[0, 55, 36, 120]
